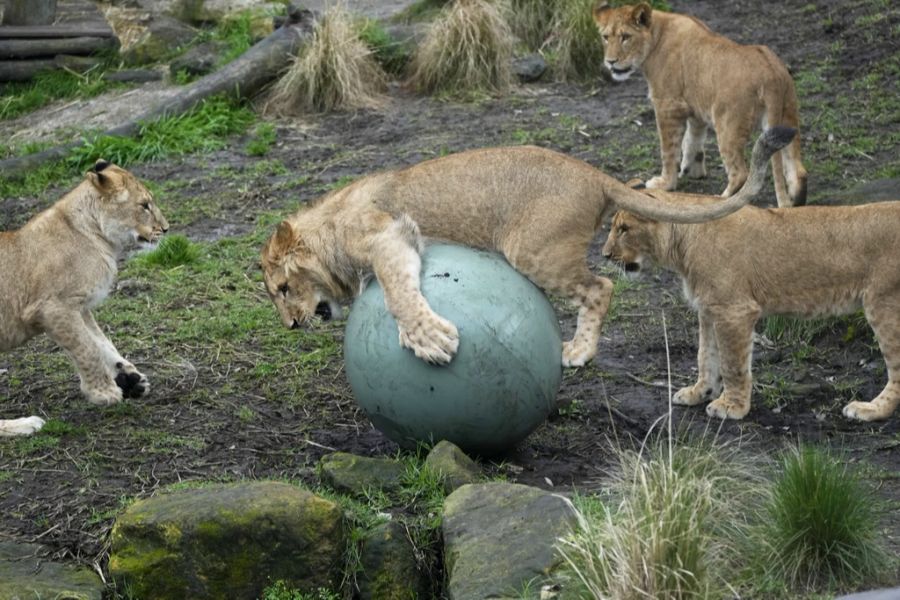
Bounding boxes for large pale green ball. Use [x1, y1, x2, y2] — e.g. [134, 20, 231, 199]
[344, 244, 562, 456]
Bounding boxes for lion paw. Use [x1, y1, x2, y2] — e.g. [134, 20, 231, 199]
[399, 314, 459, 365]
[84, 385, 123, 406]
[706, 395, 750, 420]
[679, 162, 706, 179]
[842, 400, 891, 422]
[562, 340, 596, 367]
[673, 385, 705, 406]
[646, 175, 675, 190]
[115, 362, 150, 399]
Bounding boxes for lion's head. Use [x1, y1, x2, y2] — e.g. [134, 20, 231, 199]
[602, 210, 659, 276]
[86, 160, 168, 250]
[592, 2, 654, 82]
[260, 220, 346, 330]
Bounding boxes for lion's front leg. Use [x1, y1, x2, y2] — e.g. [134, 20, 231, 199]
[674, 313, 722, 406]
[705, 307, 759, 420]
[371, 218, 459, 365]
[40, 304, 123, 406]
[82, 309, 149, 399]
[647, 102, 688, 191]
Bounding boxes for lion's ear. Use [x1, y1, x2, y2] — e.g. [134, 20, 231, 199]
[592, 1, 611, 21]
[86, 159, 113, 192]
[632, 3, 652, 28]
[273, 220, 298, 254]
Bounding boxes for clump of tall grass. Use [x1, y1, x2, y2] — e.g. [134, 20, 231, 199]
[558, 435, 764, 599]
[407, 0, 514, 95]
[266, 5, 387, 114]
[551, 0, 606, 81]
[505, 0, 555, 50]
[751, 444, 891, 592]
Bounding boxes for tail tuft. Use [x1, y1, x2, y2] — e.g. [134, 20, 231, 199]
[763, 126, 798, 152]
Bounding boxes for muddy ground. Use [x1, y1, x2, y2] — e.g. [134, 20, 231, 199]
[1, 0, 899, 594]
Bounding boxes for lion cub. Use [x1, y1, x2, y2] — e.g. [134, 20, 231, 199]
[0, 161, 168, 436]
[593, 2, 807, 207]
[262, 129, 793, 368]
[602, 200, 900, 422]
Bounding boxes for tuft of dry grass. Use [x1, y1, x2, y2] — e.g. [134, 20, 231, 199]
[551, 0, 606, 81]
[407, 0, 514, 95]
[558, 435, 765, 599]
[265, 5, 387, 115]
[505, 0, 555, 50]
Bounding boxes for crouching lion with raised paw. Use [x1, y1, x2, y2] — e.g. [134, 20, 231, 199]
[602, 186, 899, 422]
[0, 161, 168, 437]
[261, 128, 793, 368]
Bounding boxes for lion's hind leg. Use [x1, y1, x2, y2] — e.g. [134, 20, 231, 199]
[0, 416, 46, 437]
[674, 311, 723, 406]
[843, 298, 900, 421]
[705, 305, 760, 420]
[504, 244, 612, 368]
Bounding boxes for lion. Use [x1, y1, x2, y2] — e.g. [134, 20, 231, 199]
[602, 196, 900, 422]
[593, 2, 808, 208]
[261, 127, 795, 368]
[0, 160, 168, 437]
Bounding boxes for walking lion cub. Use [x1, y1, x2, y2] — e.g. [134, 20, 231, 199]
[602, 199, 900, 422]
[593, 2, 807, 208]
[0, 161, 168, 436]
[261, 129, 793, 368]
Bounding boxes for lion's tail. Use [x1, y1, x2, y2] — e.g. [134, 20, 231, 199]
[766, 86, 808, 207]
[609, 127, 798, 223]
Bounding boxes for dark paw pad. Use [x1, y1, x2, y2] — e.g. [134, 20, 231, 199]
[115, 372, 146, 398]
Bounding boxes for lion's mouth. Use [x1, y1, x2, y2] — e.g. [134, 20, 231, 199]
[608, 66, 634, 81]
[624, 262, 641, 273]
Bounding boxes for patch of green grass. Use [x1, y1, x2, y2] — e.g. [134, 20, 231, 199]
[393, 0, 451, 23]
[0, 96, 256, 198]
[245, 122, 277, 156]
[135, 234, 202, 268]
[261, 581, 340, 600]
[0, 68, 119, 121]
[750, 444, 891, 593]
[39, 418, 88, 438]
[357, 18, 411, 75]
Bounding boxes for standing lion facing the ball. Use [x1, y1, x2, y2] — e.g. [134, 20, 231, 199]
[261, 130, 793, 367]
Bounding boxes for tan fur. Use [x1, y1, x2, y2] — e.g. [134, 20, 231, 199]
[602, 199, 900, 422]
[261, 132, 788, 367]
[0, 161, 168, 437]
[593, 2, 808, 207]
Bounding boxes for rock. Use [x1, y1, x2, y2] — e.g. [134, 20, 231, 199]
[0, 541, 104, 600]
[319, 452, 405, 495]
[174, 0, 281, 25]
[821, 178, 900, 206]
[836, 589, 900, 600]
[425, 440, 481, 493]
[109, 481, 346, 600]
[442, 483, 578, 600]
[170, 40, 226, 77]
[103, 69, 164, 83]
[123, 15, 197, 65]
[358, 520, 431, 600]
[512, 53, 548, 83]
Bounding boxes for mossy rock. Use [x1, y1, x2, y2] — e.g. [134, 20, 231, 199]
[109, 481, 346, 600]
[442, 482, 577, 599]
[425, 440, 481, 493]
[358, 521, 431, 600]
[0, 541, 103, 600]
[319, 452, 405, 495]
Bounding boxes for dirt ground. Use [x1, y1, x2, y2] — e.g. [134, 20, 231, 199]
[1, 0, 899, 593]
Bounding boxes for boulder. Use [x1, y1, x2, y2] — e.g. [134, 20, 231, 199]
[425, 440, 481, 493]
[122, 15, 197, 65]
[822, 178, 900, 206]
[0, 541, 104, 600]
[358, 520, 431, 600]
[512, 53, 547, 83]
[109, 481, 346, 600]
[442, 483, 578, 600]
[319, 452, 405, 495]
[173, 0, 280, 25]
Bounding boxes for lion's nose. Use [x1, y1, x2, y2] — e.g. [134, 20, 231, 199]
[315, 301, 332, 321]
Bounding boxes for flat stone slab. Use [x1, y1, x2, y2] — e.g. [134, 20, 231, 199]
[0, 541, 104, 600]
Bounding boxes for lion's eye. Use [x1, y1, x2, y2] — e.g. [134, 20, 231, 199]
[141, 202, 151, 210]
[602, 34, 609, 41]
[278, 284, 289, 296]
[621, 33, 631, 42]
[618, 225, 629, 234]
